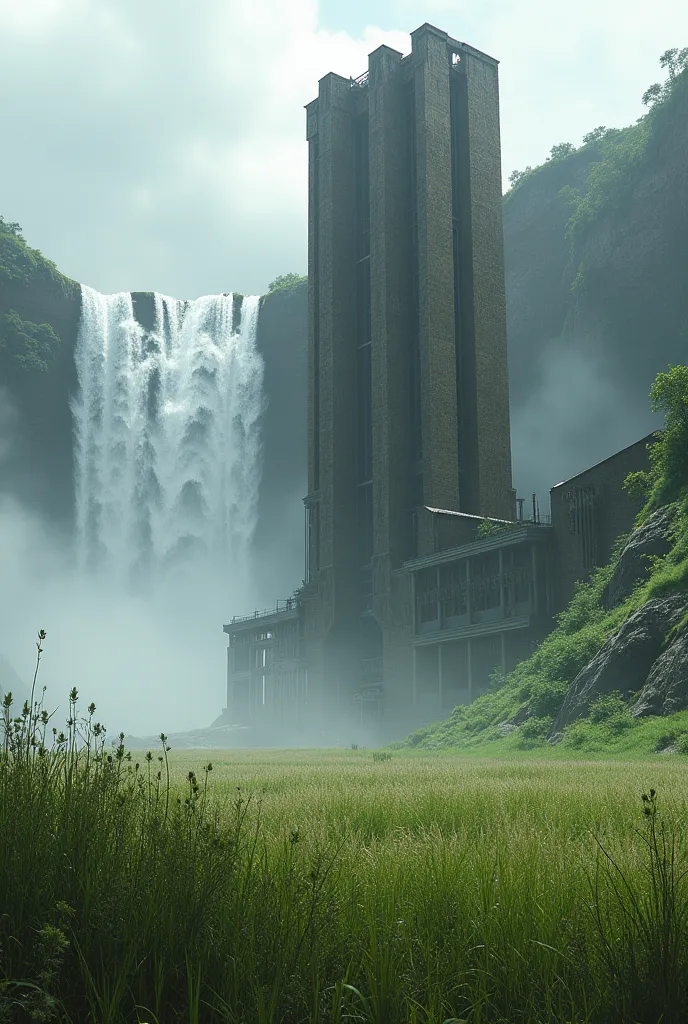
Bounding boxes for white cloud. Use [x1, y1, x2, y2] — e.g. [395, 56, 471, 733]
[1, 0, 686, 296]
[0, 0, 409, 297]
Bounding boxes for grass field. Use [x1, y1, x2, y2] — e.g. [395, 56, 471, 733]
[4, 675, 688, 1024]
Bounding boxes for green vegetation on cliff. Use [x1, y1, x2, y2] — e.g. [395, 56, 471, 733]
[506, 49, 687, 207]
[506, 49, 688, 294]
[0, 216, 76, 373]
[0, 215, 69, 290]
[397, 365, 688, 755]
[264, 271, 307, 300]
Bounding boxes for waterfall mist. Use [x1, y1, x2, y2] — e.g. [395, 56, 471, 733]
[0, 288, 267, 739]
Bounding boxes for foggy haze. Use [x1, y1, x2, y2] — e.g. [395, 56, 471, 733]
[510, 338, 663, 510]
[0, 492, 265, 738]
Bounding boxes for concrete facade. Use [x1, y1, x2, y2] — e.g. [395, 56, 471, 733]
[550, 434, 655, 612]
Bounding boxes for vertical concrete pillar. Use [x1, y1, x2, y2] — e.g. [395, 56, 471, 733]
[467, 637, 473, 702]
[368, 45, 410, 570]
[314, 73, 357, 575]
[457, 46, 513, 519]
[466, 557, 472, 623]
[411, 24, 460, 513]
[498, 548, 504, 615]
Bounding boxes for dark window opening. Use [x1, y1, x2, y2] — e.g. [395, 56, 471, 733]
[233, 645, 250, 672]
[356, 483, 373, 567]
[356, 343, 372, 483]
[353, 113, 370, 261]
[416, 568, 439, 625]
[355, 259, 371, 346]
[470, 553, 501, 612]
[312, 138, 321, 490]
[409, 337, 422, 464]
[440, 562, 468, 619]
[305, 502, 320, 582]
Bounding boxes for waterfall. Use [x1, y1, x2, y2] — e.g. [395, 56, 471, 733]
[72, 287, 264, 582]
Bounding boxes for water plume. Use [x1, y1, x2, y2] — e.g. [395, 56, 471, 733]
[72, 288, 264, 584]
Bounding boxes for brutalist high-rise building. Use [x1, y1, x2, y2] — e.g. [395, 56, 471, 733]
[299, 24, 514, 726]
[223, 24, 569, 744]
[222, 24, 653, 742]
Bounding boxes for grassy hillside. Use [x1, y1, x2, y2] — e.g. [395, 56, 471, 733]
[396, 365, 688, 756]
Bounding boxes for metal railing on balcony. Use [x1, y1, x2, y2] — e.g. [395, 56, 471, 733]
[230, 598, 299, 625]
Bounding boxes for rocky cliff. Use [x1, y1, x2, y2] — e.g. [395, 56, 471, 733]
[0, 224, 80, 529]
[504, 66, 688, 499]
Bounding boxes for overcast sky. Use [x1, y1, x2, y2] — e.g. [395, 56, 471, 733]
[1, 0, 686, 300]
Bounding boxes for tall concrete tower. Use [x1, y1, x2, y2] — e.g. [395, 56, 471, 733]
[221, 24, 646, 744]
[302, 24, 513, 701]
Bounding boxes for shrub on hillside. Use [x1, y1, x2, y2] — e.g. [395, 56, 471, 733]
[519, 715, 553, 743]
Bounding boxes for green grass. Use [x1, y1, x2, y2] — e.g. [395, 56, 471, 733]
[393, 706, 688, 760]
[4, 639, 688, 1023]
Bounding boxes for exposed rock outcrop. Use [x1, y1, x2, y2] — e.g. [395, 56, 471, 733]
[550, 595, 687, 734]
[632, 624, 688, 717]
[601, 504, 677, 610]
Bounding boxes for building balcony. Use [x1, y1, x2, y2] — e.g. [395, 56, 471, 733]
[223, 598, 300, 636]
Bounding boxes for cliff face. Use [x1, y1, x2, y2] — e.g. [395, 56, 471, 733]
[504, 71, 688, 501]
[0, 243, 80, 531]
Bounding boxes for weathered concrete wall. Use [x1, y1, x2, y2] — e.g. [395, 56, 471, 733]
[549, 435, 654, 613]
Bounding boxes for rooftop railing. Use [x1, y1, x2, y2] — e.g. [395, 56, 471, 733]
[350, 71, 369, 88]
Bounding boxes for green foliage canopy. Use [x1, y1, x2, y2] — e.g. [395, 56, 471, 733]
[624, 365, 688, 512]
[267, 272, 306, 297]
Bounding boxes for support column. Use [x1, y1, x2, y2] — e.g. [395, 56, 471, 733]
[498, 548, 504, 616]
[467, 638, 473, 703]
[438, 643, 444, 710]
[466, 558, 473, 623]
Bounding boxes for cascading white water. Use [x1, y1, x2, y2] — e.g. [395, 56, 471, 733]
[72, 287, 264, 582]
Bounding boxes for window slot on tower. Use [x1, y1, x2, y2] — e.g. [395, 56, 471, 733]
[353, 112, 370, 261]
